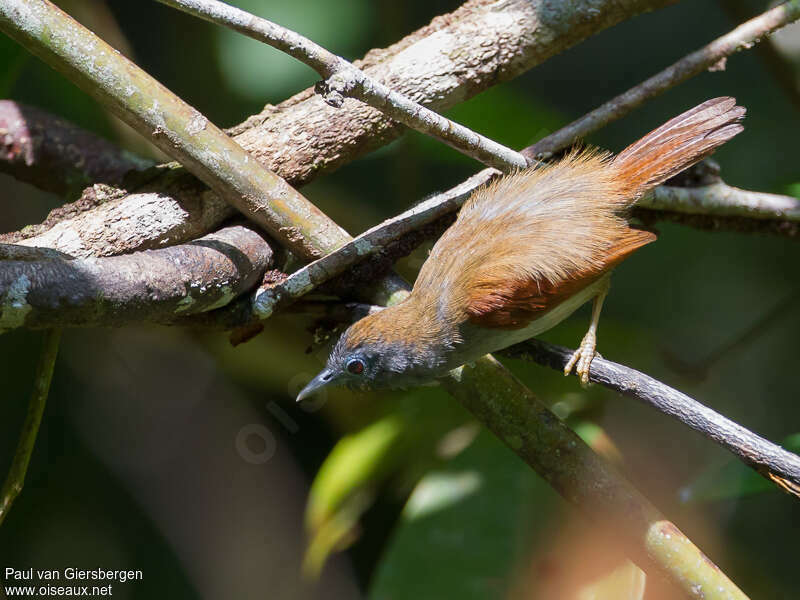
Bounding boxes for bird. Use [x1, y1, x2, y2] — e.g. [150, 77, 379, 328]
[297, 97, 745, 401]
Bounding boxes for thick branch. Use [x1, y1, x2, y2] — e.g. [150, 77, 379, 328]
[156, 0, 528, 172]
[525, 0, 800, 160]
[0, 100, 153, 198]
[0, 225, 273, 330]
[0, 328, 60, 527]
[500, 339, 800, 498]
[0, 0, 349, 260]
[0, 168, 235, 257]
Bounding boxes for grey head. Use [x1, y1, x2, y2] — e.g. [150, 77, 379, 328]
[295, 317, 446, 402]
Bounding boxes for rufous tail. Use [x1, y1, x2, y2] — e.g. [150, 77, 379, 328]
[612, 97, 745, 200]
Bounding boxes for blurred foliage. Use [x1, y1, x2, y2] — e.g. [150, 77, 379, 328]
[1, 1, 799, 599]
[680, 433, 800, 503]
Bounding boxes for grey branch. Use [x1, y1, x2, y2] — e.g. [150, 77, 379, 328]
[525, 0, 800, 160]
[500, 339, 800, 498]
[156, 0, 529, 172]
[0, 225, 273, 331]
[0, 328, 61, 527]
[0, 100, 153, 199]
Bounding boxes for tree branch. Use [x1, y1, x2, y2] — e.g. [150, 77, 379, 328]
[0, 100, 153, 199]
[156, 0, 529, 172]
[524, 0, 800, 160]
[636, 181, 800, 237]
[0, 167, 235, 257]
[500, 339, 800, 498]
[0, 328, 61, 527]
[0, 225, 273, 330]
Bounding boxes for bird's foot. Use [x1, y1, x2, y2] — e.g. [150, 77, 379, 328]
[564, 331, 597, 386]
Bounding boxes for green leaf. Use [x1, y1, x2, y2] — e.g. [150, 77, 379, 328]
[368, 430, 560, 600]
[304, 388, 473, 575]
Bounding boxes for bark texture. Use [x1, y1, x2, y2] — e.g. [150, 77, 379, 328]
[0, 224, 272, 330]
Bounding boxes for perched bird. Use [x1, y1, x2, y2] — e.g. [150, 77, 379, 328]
[297, 98, 745, 401]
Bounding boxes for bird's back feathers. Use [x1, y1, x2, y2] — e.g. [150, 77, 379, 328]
[412, 97, 745, 330]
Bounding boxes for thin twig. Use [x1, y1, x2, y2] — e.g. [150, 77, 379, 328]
[525, 0, 800, 160]
[720, 0, 800, 113]
[253, 171, 800, 319]
[155, 0, 529, 172]
[0, 328, 61, 527]
[500, 339, 800, 499]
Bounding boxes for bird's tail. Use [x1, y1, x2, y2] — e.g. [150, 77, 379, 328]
[612, 97, 745, 201]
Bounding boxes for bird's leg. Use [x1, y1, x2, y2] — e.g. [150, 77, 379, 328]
[564, 278, 610, 386]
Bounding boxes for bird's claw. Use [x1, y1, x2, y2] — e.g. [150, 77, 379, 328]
[564, 331, 597, 387]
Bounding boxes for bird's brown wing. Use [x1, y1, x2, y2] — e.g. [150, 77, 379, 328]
[464, 228, 656, 329]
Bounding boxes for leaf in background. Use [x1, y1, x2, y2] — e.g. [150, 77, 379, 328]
[679, 433, 800, 503]
[304, 388, 474, 576]
[368, 430, 560, 600]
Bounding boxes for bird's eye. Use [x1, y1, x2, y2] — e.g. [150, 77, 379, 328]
[346, 358, 365, 375]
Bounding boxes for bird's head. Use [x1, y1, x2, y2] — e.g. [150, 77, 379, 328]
[296, 304, 449, 401]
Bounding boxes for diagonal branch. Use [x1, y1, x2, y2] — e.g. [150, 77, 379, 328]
[500, 339, 800, 498]
[156, 0, 528, 172]
[253, 169, 498, 318]
[525, 0, 800, 160]
[0, 328, 61, 527]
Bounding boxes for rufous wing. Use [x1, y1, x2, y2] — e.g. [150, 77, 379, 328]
[464, 228, 656, 329]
